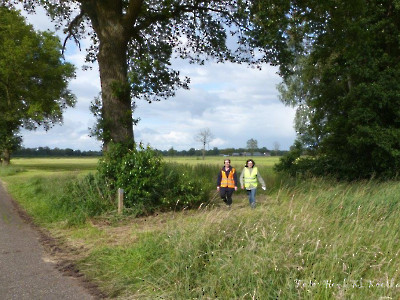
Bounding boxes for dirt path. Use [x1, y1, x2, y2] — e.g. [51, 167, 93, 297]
[0, 181, 101, 300]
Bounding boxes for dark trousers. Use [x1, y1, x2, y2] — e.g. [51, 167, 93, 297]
[219, 187, 234, 205]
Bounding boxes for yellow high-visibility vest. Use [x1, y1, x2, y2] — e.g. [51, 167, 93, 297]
[244, 167, 258, 189]
[221, 168, 236, 188]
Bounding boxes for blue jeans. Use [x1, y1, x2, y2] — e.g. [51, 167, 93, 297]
[246, 188, 257, 208]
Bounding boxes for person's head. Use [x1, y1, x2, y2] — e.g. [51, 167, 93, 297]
[245, 159, 255, 168]
[224, 159, 231, 167]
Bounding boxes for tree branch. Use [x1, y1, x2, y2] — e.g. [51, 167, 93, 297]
[62, 10, 85, 54]
[134, 2, 249, 33]
[0, 80, 11, 106]
[124, 0, 144, 26]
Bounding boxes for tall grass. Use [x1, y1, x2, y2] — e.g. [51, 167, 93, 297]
[0, 165, 25, 176]
[2, 173, 114, 226]
[4, 174, 77, 224]
[77, 178, 400, 299]
[2, 157, 400, 298]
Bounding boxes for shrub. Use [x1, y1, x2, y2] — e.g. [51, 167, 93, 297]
[160, 163, 215, 209]
[274, 140, 304, 176]
[96, 143, 215, 215]
[116, 144, 165, 214]
[274, 140, 371, 180]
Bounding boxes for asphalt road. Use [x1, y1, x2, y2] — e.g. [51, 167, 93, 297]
[0, 181, 98, 300]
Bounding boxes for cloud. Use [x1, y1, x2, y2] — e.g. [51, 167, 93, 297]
[18, 6, 296, 152]
[134, 61, 296, 151]
[21, 119, 102, 151]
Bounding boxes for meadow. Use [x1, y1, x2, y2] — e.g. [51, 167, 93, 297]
[1, 156, 400, 299]
[164, 155, 281, 167]
[7, 157, 99, 172]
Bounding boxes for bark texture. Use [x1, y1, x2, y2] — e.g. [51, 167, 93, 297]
[84, 0, 140, 150]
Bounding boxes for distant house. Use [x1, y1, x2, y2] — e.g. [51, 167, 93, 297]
[264, 152, 271, 157]
[241, 152, 262, 156]
[232, 153, 240, 156]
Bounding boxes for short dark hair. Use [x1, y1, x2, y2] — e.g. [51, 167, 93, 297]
[224, 159, 231, 163]
[245, 159, 255, 167]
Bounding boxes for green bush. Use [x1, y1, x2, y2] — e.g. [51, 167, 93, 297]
[117, 144, 165, 213]
[160, 163, 215, 209]
[96, 142, 131, 189]
[274, 139, 376, 180]
[274, 140, 304, 176]
[96, 143, 215, 215]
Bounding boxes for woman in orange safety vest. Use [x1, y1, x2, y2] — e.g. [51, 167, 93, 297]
[217, 159, 238, 207]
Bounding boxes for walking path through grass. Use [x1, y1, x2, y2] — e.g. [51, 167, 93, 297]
[0, 181, 100, 300]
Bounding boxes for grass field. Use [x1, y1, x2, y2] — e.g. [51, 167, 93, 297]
[2, 156, 400, 299]
[8, 155, 279, 172]
[10, 157, 99, 172]
[165, 155, 281, 167]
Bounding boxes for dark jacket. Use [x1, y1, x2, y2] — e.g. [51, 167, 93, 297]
[217, 166, 238, 188]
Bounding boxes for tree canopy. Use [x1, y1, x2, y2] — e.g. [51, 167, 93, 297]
[0, 6, 76, 164]
[3, 0, 271, 151]
[246, 138, 258, 155]
[195, 127, 214, 160]
[252, 0, 400, 179]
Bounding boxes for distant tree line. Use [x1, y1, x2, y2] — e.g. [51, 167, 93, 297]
[12, 147, 102, 157]
[158, 147, 287, 157]
[11, 146, 287, 158]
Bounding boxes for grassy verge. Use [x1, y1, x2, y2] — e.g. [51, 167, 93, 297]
[1, 157, 400, 298]
[76, 178, 400, 299]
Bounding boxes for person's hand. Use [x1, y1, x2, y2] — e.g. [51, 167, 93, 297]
[241, 186, 244, 190]
[234, 186, 238, 191]
[217, 186, 220, 191]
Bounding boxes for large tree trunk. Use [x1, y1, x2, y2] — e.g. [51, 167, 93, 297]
[2, 149, 10, 166]
[98, 38, 133, 150]
[92, 2, 135, 151]
[98, 38, 133, 151]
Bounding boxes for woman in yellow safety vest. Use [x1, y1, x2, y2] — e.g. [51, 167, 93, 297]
[217, 159, 238, 207]
[240, 159, 266, 208]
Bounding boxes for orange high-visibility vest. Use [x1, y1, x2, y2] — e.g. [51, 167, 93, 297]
[220, 168, 236, 188]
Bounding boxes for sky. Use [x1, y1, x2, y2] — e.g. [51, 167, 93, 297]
[18, 6, 297, 152]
